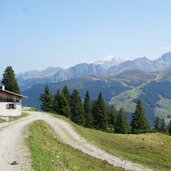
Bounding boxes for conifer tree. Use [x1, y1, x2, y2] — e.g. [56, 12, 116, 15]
[53, 89, 71, 117]
[154, 115, 160, 131]
[168, 120, 171, 135]
[2, 66, 20, 93]
[106, 105, 116, 132]
[83, 91, 92, 128]
[92, 92, 107, 130]
[39, 85, 53, 112]
[70, 90, 84, 125]
[115, 108, 129, 134]
[131, 100, 149, 133]
[53, 90, 61, 113]
[62, 85, 71, 105]
[160, 118, 168, 133]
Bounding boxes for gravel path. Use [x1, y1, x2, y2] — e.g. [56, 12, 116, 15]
[0, 111, 153, 171]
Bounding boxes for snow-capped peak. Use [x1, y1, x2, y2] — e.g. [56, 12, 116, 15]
[93, 55, 124, 69]
[102, 55, 117, 61]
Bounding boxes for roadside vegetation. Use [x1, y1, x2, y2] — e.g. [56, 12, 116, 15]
[27, 120, 123, 171]
[8, 112, 29, 121]
[0, 118, 6, 123]
[0, 112, 29, 123]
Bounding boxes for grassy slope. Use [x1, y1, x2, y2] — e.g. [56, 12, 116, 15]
[110, 84, 171, 125]
[48, 112, 171, 170]
[109, 89, 139, 112]
[75, 125, 171, 171]
[27, 120, 123, 171]
[155, 97, 171, 124]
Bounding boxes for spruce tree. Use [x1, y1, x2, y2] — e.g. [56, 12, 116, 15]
[2, 66, 20, 93]
[53, 90, 71, 117]
[115, 108, 129, 134]
[83, 91, 92, 128]
[39, 85, 54, 112]
[70, 90, 84, 125]
[62, 85, 71, 105]
[160, 118, 167, 133]
[53, 90, 61, 113]
[131, 100, 149, 133]
[60, 93, 71, 118]
[168, 120, 171, 135]
[92, 92, 107, 130]
[106, 105, 116, 132]
[154, 115, 160, 131]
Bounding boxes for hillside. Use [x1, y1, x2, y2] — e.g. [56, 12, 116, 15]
[109, 78, 171, 125]
[22, 77, 130, 109]
[75, 124, 171, 171]
[26, 112, 171, 171]
[22, 69, 171, 126]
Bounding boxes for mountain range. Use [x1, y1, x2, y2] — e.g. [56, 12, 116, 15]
[19, 52, 171, 126]
[22, 68, 171, 124]
[17, 52, 171, 90]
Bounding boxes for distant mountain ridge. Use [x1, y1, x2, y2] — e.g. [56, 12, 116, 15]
[17, 67, 63, 80]
[17, 52, 171, 90]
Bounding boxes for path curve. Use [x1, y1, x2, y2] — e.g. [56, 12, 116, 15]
[0, 111, 153, 171]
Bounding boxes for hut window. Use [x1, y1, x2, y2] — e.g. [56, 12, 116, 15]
[6, 104, 16, 109]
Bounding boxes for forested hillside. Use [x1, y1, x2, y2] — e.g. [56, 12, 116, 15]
[22, 69, 171, 126]
[22, 77, 130, 109]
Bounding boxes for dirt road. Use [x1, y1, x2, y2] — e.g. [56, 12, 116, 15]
[0, 112, 153, 171]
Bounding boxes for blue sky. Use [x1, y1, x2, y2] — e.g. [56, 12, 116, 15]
[1, 0, 171, 74]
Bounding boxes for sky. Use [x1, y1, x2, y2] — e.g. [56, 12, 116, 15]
[1, 0, 171, 74]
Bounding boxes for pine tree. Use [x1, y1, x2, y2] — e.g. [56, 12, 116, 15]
[62, 85, 71, 105]
[115, 108, 129, 134]
[70, 90, 84, 125]
[53, 90, 61, 113]
[106, 105, 116, 132]
[168, 120, 171, 135]
[53, 90, 71, 117]
[83, 91, 92, 128]
[92, 92, 107, 130]
[160, 118, 167, 133]
[39, 85, 54, 112]
[2, 66, 20, 93]
[131, 100, 149, 133]
[154, 115, 160, 131]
